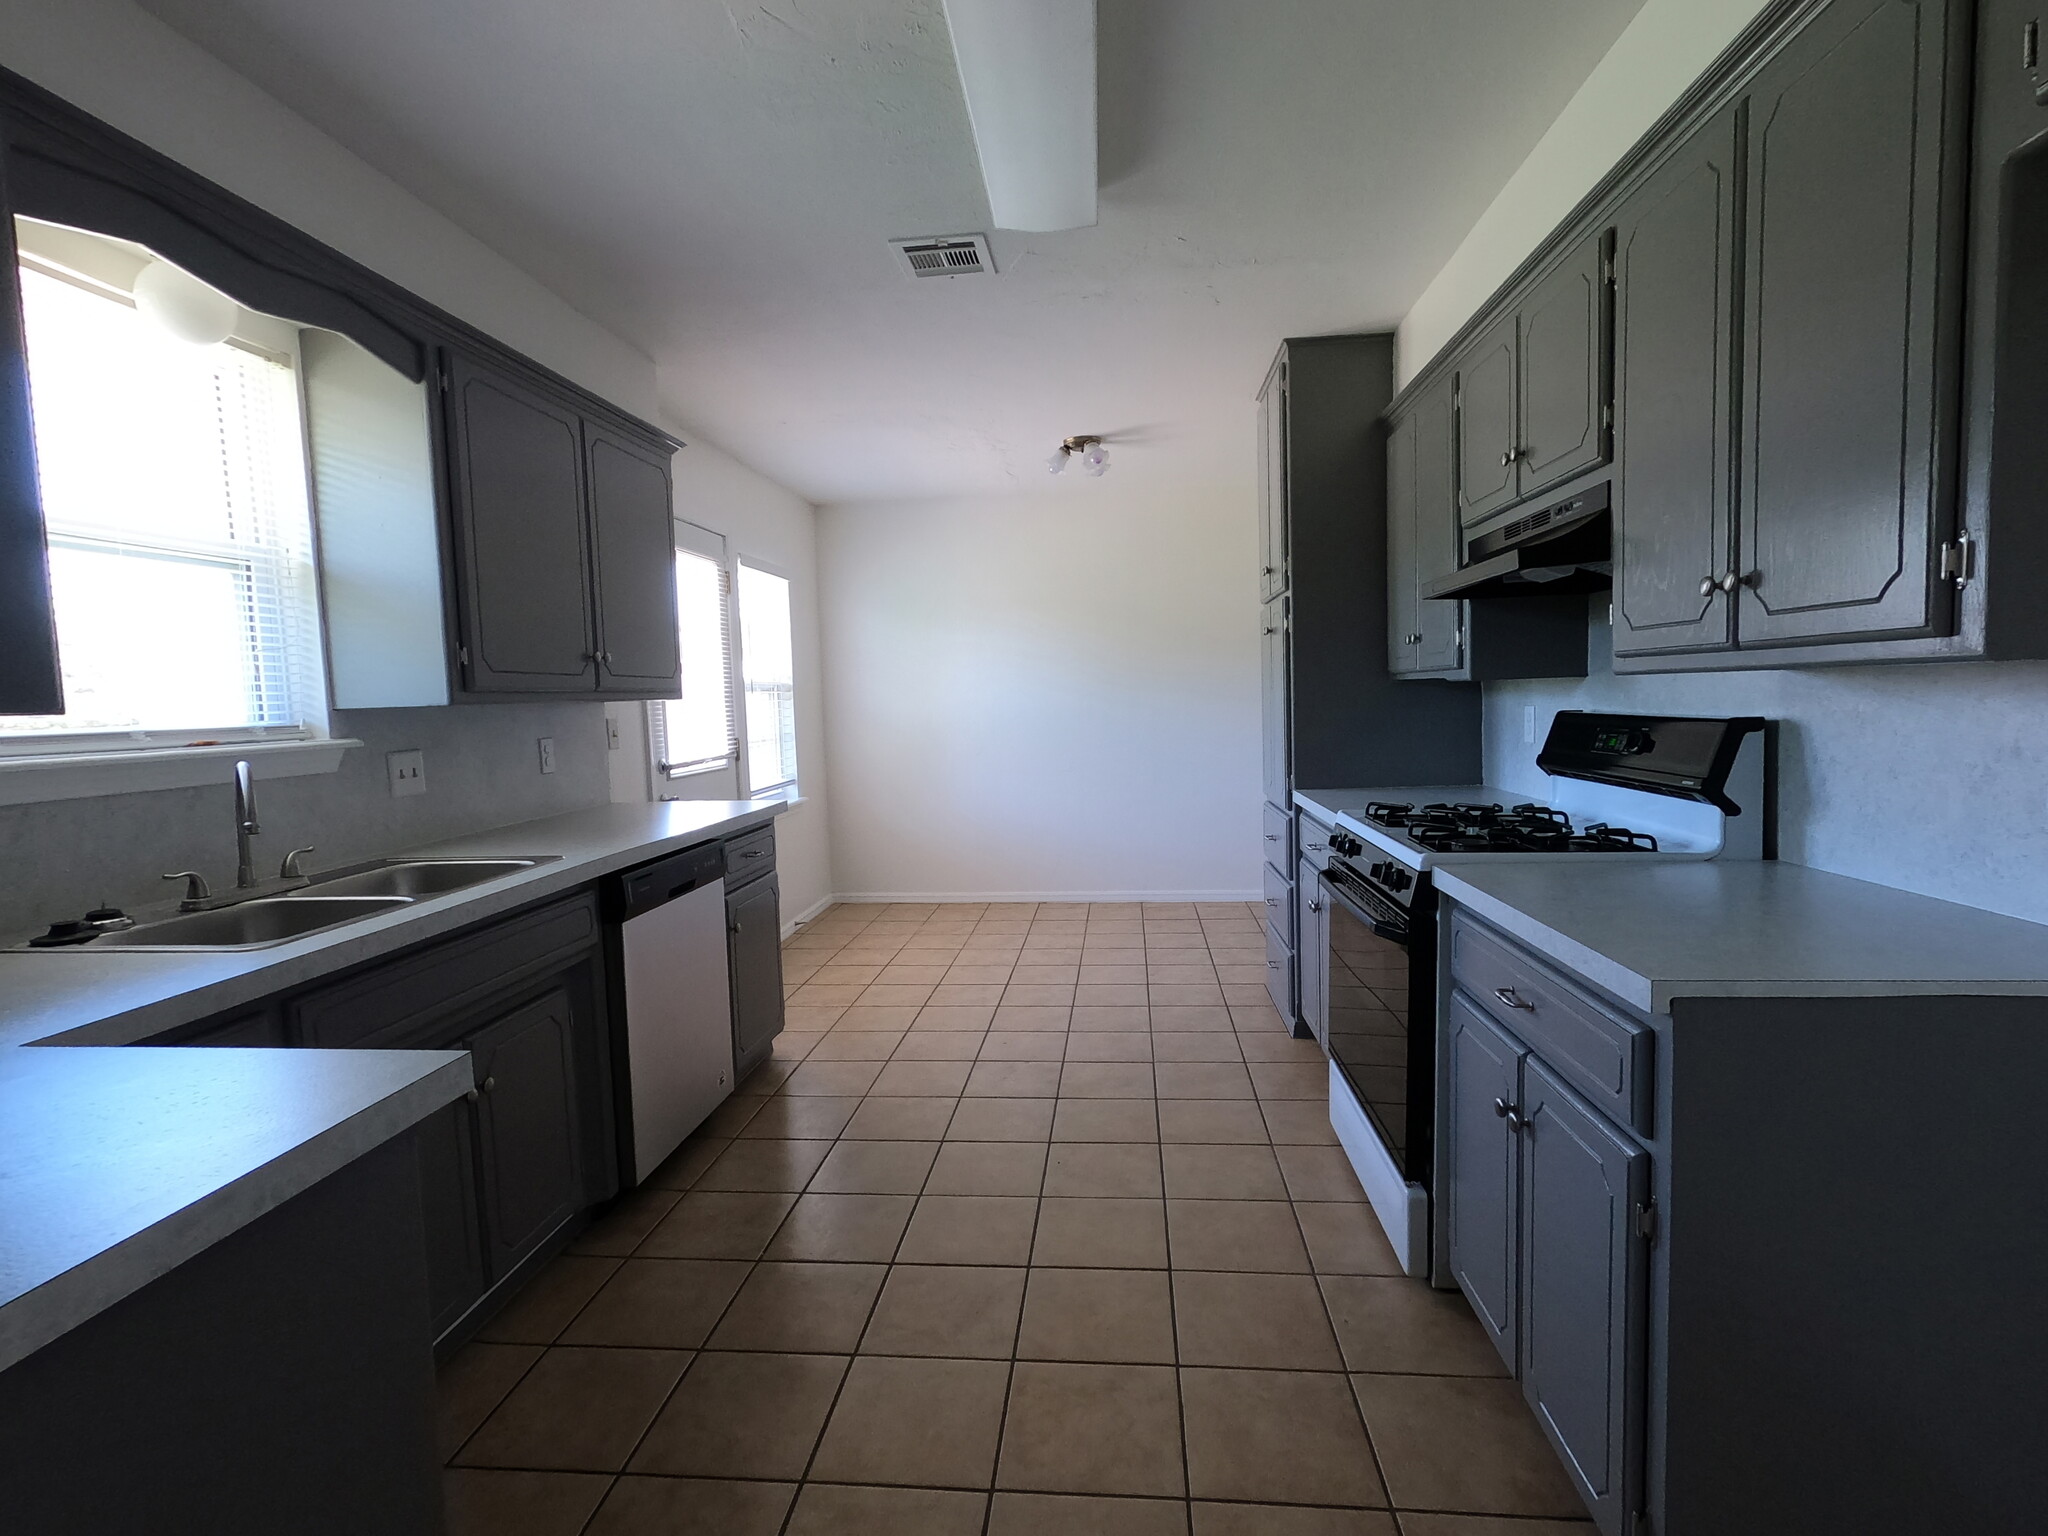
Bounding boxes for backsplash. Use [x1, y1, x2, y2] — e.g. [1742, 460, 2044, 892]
[0, 702, 612, 939]
[1484, 603, 2048, 925]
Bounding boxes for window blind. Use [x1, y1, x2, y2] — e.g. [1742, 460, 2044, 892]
[649, 544, 738, 777]
[737, 560, 797, 795]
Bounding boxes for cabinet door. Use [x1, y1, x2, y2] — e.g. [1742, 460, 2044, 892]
[1259, 362, 1289, 599]
[414, 1099, 487, 1339]
[1518, 1057, 1649, 1534]
[0, 200, 64, 717]
[1456, 315, 1518, 525]
[1295, 858, 1328, 1047]
[1445, 993, 1524, 1371]
[1517, 233, 1611, 499]
[1612, 106, 1742, 657]
[728, 873, 785, 1078]
[470, 985, 586, 1277]
[1738, 0, 1962, 647]
[1385, 407, 1424, 674]
[1410, 378, 1466, 672]
[585, 426, 681, 695]
[444, 353, 596, 692]
[1261, 595, 1290, 807]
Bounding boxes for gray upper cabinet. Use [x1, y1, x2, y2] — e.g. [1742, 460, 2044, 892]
[1611, 104, 1743, 658]
[1456, 315, 1519, 524]
[1737, 0, 1963, 649]
[586, 427, 682, 693]
[1387, 378, 1466, 676]
[1456, 235, 1612, 532]
[1518, 1056, 1649, 1535]
[0, 201, 63, 718]
[1517, 234, 1612, 499]
[446, 354, 597, 694]
[1259, 359, 1290, 600]
[444, 349, 681, 699]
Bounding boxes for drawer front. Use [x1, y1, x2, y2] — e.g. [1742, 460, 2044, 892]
[1265, 919, 1296, 1019]
[1449, 912, 1651, 1133]
[1297, 815, 1336, 873]
[725, 822, 776, 886]
[1263, 860, 1295, 948]
[293, 892, 601, 1049]
[1263, 801, 1294, 869]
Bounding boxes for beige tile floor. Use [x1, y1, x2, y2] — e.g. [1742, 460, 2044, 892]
[439, 900, 1595, 1536]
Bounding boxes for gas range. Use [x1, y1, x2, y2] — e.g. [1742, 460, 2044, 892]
[1300, 712, 1768, 1280]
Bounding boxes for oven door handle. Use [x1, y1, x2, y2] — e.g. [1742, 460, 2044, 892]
[1321, 868, 1411, 944]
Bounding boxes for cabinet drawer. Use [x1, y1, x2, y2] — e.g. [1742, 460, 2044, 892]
[292, 892, 601, 1048]
[1297, 815, 1337, 873]
[1263, 801, 1294, 868]
[725, 822, 776, 888]
[1449, 913, 1651, 1134]
[1263, 860, 1295, 948]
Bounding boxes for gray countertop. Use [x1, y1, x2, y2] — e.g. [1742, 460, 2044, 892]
[0, 799, 783, 1049]
[1433, 860, 2048, 1015]
[0, 1045, 471, 1373]
[0, 797, 781, 1375]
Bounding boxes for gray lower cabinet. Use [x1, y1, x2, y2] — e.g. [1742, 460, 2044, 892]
[1518, 1055, 1649, 1535]
[1261, 595, 1290, 808]
[728, 869, 785, 1080]
[1611, 102, 1742, 659]
[469, 984, 590, 1277]
[1295, 853, 1329, 1048]
[415, 1100, 487, 1340]
[1445, 962, 1650, 1536]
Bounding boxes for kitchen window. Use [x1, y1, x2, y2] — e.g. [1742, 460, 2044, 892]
[0, 243, 327, 761]
[736, 559, 798, 796]
[647, 521, 737, 779]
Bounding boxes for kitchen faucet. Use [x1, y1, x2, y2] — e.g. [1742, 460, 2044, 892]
[161, 760, 314, 911]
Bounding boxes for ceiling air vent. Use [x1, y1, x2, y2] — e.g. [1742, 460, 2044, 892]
[890, 233, 995, 278]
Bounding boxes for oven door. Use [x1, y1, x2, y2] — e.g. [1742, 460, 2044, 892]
[1320, 866, 1423, 1182]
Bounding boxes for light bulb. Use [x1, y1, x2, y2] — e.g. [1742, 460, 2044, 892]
[1047, 448, 1069, 475]
[132, 259, 239, 345]
[1082, 442, 1109, 476]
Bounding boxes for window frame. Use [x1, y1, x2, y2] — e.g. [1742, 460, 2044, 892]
[645, 518, 739, 784]
[733, 554, 799, 800]
[0, 236, 335, 762]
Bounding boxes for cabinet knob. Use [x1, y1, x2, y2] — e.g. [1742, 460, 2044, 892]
[1493, 986, 1534, 1012]
[1404, 632, 1423, 646]
[1698, 576, 1717, 598]
[481, 1075, 497, 1094]
[1492, 1096, 1524, 1130]
[1717, 571, 1740, 594]
[1308, 900, 1322, 913]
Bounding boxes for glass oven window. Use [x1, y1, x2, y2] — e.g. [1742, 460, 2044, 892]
[1325, 897, 1414, 1168]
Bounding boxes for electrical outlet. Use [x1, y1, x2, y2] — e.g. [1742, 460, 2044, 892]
[387, 749, 426, 798]
[538, 737, 556, 775]
[1522, 705, 1537, 745]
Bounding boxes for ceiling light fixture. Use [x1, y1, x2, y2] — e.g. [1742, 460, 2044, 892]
[1047, 435, 1109, 477]
[942, 0, 1098, 232]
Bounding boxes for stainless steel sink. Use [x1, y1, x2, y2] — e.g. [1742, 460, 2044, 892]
[291, 857, 551, 900]
[91, 896, 414, 950]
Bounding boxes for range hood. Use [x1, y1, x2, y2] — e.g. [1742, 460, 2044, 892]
[1425, 483, 1612, 601]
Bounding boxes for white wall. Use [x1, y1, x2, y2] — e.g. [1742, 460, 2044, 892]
[818, 471, 1261, 901]
[1397, 0, 1772, 384]
[607, 421, 834, 926]
[3, 0, 834, 916]
[1401, 0, 2048, 927]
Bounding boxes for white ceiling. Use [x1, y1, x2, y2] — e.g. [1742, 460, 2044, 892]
[137, 0, 1646, 504]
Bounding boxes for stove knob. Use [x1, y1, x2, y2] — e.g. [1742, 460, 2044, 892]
[1389, 867, 1412, 892]
[1367, 861, 1392, 885]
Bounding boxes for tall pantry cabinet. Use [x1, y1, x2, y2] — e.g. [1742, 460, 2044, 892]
[1256, 336, 1480, 1026]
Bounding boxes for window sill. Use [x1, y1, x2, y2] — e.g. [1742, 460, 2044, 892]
[0, 737, 361, 808]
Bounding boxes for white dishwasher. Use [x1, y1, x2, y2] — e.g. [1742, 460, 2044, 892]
[613, 842, 733, 1184]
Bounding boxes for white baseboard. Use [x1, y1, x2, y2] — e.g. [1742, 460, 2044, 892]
[781, 892, 839, 939]
[825, 890, 1263, 904]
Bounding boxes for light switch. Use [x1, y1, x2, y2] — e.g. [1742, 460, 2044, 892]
[538, 737, 556, 775]
[1522, 705, 1537, 745]
[388, 749, 426, 798]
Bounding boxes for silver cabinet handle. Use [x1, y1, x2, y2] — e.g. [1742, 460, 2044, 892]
[1699, 576, 1717, 598]
[1264, 833, 1281, 842]
[1492, 1097, 1524, 1130]
[1494, 986, 1534, 1012]
[1267, 959, 1280, 969]
[1308, 900, 1322, 913]
[1305, 842, 1327, 852]
[1264, 897, 1279, 908]
[1404, 632, 1423, 645]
